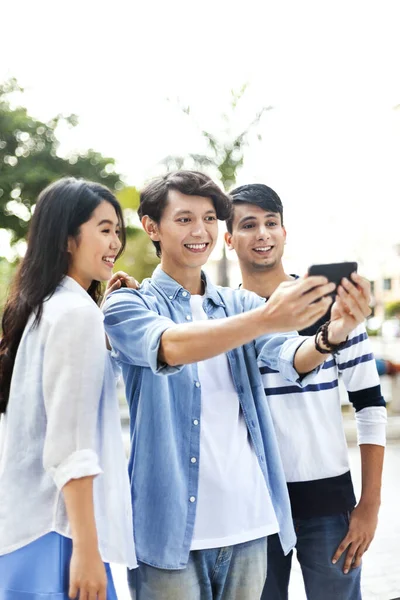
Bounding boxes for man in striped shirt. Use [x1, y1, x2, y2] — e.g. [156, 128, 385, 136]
[225, 184, 386, 600]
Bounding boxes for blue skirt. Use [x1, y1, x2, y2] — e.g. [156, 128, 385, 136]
[0, 532, 117, 600]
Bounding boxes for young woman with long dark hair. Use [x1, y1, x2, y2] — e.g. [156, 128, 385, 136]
[0, 178, 137, 599]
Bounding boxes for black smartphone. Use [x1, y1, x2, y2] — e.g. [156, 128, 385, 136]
[308, 262, 358, 287]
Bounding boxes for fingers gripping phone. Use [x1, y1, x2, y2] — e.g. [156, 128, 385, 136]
[308, 262, 358, 286]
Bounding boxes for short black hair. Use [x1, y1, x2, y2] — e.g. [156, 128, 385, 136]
[139, 171, 232, 257]
[226, 183, 283, 233]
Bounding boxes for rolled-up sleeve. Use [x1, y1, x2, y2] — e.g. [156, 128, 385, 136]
[256, 334, 322, 385]
[338, 324, 387, 447]
[42, 305, 105, 489]
[103, 289, 183, 375]
[239, 289, 321, 386]
[355, 406, 387, 446]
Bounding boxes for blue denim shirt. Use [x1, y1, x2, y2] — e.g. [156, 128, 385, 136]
[103, 266, 317, 569]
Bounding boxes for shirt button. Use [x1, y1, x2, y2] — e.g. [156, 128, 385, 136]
[186, 315, 192, 321]
[193, 419, 199, 425]
[189, 496, 196, 503]
[191, 457, 197, 463]
[182, 291, 188, 297]
[195, 381, 200, 388]
[169, 295, 173, 300]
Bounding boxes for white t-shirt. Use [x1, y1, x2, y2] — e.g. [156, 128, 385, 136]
[190, 294, 279, 550]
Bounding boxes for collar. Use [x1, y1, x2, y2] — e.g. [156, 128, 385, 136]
[151, 265, 225, 308]
[61, 275, 93, 300]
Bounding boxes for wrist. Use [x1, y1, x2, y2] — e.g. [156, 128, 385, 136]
[358, 494, 381, 510]
[315, 331, 330, 353]
[257, 303, 275, 334]
[73, 536, 99, 552]
[314, 320, 348, 355]
[327, 323, 348, 345]
[72, 526, 98, 549]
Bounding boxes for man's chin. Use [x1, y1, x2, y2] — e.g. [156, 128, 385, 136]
[250, 259, 277, 271]
[186, 254, 210, 268]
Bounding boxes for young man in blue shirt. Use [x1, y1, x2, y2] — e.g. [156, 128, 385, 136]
[103, 171, 372, 600]
[225, 183, 385, 600]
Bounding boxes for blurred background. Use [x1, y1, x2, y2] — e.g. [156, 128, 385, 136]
[1, 1, 400, 598]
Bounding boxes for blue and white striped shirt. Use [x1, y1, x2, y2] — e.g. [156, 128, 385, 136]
[260, 322, 386, 518]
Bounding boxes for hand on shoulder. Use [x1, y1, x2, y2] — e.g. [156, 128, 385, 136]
[102, 271, 140, 306]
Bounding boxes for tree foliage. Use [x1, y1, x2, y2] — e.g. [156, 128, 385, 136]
[163, 85, 272, 191]
[0, 78, 123, 246]
[0, 79, 159, 292]
[115, 186, 160, 281]
[385, 300, 400, 318]
[162, 85, 272, 285]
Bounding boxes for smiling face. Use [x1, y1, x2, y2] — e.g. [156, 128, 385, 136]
[67, 200, 122, 289]
[143, 189, 218, 276]
[225, 202, 286, 272]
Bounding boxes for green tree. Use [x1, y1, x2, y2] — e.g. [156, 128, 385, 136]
[0, 258, 15, 311]
[385, 300, 400, 318]
[162, 85, 272, 285]
[115, 186, 159, 282]
[0, 78, 123, 247]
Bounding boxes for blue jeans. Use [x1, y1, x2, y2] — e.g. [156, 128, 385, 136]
[262, 514, 361, 600]
[127, 536, 268, 600]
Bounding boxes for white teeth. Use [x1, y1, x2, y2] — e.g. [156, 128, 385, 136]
[254, 247, 272, 252]
[185, 243, 207, 249]
[103, 257, 115, 264]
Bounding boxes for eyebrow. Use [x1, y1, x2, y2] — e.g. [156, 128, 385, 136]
[238, 213, 278, 226]
[97, 219, 120, 227]
[174, 209, 217, 216]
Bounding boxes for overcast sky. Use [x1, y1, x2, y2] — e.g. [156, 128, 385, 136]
[2, 0, 400, 275]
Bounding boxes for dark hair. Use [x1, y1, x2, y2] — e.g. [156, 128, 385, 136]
[0, 177, 126, 414]
[226, 183, 284, 233]
[138, 170, 232, 257]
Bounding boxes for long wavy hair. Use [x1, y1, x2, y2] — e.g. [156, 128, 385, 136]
[0, 177, 126, 413]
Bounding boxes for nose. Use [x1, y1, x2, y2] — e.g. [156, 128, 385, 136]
[110, 232, 121, 251]
[256, 225, 270, 241]
[191, 219, 207, 238]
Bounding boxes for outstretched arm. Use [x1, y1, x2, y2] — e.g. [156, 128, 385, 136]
[159, 276, 334, 366]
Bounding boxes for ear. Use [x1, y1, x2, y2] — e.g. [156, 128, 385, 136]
[283, 226, 287, 244]
[142, 215, 160, 241]
[224, 231, 235, 251]
[67, 236, 76, 254]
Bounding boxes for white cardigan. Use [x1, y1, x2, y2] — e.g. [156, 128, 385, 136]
[0, 276, 137, 568]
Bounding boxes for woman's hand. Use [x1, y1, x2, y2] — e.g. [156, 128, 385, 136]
[105, 271, 140, 295]
[101, 271, 140, 308]
[69, 546, 107, 600]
